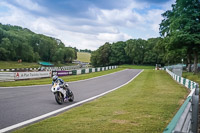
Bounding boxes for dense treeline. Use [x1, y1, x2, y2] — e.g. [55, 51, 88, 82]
[91, 0, 200, 73]
[91, 38, 165, 67]
[0, 23, 77, 63]
[90, 36, 189, 67]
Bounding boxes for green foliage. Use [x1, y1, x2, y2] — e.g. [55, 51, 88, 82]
[110, 41, 130, 65]
[91, 38, 164, 66]
[0, 23, 77, 63]
[80, 49, 92, 53]
[125, 39, 146, 64]
[160, 0, 200, 73]
[91, 42, 112, 67]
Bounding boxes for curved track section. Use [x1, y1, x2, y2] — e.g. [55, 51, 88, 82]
[0, 69, 142, 132]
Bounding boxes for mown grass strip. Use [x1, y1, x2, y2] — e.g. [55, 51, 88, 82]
[13, 70, 188, 133]
[0, 61, 41, 69]
[0, 68, 124, 87]
[119, 64, 155, 69]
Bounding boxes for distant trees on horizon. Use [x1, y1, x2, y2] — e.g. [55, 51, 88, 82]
[90, 38, 167, 67]
[0, 23, 77, 63]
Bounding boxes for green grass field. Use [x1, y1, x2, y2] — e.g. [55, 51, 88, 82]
[13, 70, 188, 133]
[0, 61, 41, 69]
[77, 52, 91, 63]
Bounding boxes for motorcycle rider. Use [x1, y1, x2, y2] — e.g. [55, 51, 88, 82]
[52, 75, 71, 98]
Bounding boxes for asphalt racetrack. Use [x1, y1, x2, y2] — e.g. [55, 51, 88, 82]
[0, 69, 142, 131]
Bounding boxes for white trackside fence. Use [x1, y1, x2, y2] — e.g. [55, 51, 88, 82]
[166, 69, 197, 90]
[0, 66, 118, 82]
[164, 69, 199, 133]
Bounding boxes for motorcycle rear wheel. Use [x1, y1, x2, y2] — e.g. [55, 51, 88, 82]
[55, 92, 64, 105]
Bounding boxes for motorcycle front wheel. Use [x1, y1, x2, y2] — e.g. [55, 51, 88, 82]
[55, 92, 64, 105]
[68, 89, 74, 102]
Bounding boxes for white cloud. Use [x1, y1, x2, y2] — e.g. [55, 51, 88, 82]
[0, 0, 175, 50]
[97, 33, 132, 42]
[0, 2, 35, 27]
[15, 0, 46, 12]
[145, 9, 165, 33]
[96, 2, 147, 28]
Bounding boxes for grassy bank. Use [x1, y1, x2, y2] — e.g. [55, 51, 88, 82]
[0, 68, 124, 87]
[77, 52, 91, 63]
[0, 61, 77, 69]
[182, 72, 200, 85]
[0, 61, 41, 69]
[13, 70, 188, 133]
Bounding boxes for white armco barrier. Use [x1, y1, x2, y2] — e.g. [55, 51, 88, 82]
[85, 68, 89, 74]
[14, 71, 52, 80]
[0, 72, 15, 81]
[76, 70, 81, 75]
[92, 68, 95, 72]
[166, 69, 197, 90]
[164, 68, 199, 133]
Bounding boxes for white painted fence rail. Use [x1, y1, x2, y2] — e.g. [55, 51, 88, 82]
[0, 71, 52, 82]
[0, 72, 15, 81]
[164, 69, 199, 133]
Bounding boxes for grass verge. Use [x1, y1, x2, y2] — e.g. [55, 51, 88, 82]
[0, 61, 41, 69]
[182, 72, 200, 85]
[0, 68, 125, 87]
[0, 61, 77, 69]
[119, 64, 155, 69]
[13, 70, 188, 133]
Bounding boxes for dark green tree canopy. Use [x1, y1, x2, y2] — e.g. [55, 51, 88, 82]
[0, 23, 77, 63]
[160, 0, 200, 73]
[91, 38, 163, 67]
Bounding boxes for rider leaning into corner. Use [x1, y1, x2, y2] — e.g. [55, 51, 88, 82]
[52, 75, 71, 99]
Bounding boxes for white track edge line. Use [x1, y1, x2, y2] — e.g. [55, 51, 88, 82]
[0, 69, 128, 89]
[0, 69, 143, 133]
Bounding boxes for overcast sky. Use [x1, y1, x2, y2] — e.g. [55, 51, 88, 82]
[0, 0, 174, 50]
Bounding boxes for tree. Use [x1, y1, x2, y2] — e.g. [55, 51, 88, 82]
[0, 23, 77, 63]
[110, 41, 130, 65]
[0, 47, 8, 60]
[90, 42, 111, 67]
[160, 0, 200, 73]
[64, 47, 76, 63]
[125, 39, 146, 65]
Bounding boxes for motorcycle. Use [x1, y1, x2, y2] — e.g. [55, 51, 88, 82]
[51, 81, 74, 105]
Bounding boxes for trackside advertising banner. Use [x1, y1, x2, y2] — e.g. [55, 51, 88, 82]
[15, 71, 52, 80]
[52, 71, 72, 77]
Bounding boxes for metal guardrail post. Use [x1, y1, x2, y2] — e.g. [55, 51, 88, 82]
[191, 85, 199, 133]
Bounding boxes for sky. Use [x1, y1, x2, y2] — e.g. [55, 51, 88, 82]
[0, 0, 175, 50]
